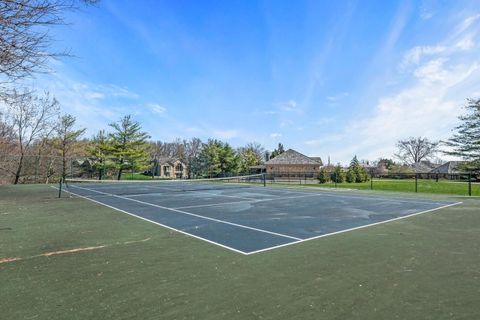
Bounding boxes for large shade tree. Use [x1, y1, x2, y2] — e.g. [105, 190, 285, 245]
[395, 137, 439, 165]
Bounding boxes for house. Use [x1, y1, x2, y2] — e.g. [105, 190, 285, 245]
[409, 161, 438, 173]
[429, 161, 467, 174]
[154, 157, 188, 179]
[264, 149, 322, 174]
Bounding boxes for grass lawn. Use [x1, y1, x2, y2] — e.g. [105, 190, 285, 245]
[1, 185, 480, 319]
[305, 179, 480, 196]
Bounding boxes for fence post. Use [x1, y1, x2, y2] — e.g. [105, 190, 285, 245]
[468, 173, 472, 196]
[370, 174, 373, 190]
[58, 177, 62, 198]
[415, 173, 418, 193]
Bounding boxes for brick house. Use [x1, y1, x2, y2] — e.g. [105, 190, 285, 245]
[264, 149, 323, 174]
[154, 157, 188, 178]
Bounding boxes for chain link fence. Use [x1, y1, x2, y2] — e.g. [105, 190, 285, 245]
[264, 171, 479, 196]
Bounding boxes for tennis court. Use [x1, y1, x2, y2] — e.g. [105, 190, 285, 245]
[62, 177, 461, 254]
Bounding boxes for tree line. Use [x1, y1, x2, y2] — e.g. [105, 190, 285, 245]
[0, 90, 269, 183]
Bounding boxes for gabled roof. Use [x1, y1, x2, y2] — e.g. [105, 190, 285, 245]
[410, 161, 438, 173]
[265, 149, 322, 165]
[156, 157, 185, 166]
[430, 161, 467, 174]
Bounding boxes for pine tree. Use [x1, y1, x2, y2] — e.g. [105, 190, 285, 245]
[317, 168, 330, 184]
[55, 114, 86, 180]
[444, 99, 480, 171]
[88, 130, 111, 180]
[109, 115, 150, 180]
[331, 164, 345, 183]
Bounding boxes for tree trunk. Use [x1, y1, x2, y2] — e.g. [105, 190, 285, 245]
[13, 154, 24, 184]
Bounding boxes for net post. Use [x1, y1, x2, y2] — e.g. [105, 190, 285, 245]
[468, 172, 472, 196]
[415, 173, 418, 193]
[370, 174, 373, 190]
[263, 173, 266, 187]
[58, 177, 63, 198]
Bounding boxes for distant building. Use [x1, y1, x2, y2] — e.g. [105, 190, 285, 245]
[154, 157, 187, 178]
[409, 161, 438, 173]
[429, 161, 467, 174]
[264, 149, 322, 174]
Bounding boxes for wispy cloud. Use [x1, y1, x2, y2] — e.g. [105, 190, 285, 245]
[278, 100, 299, 112]
[269, 133, 282, 139]
[306, 13, 480, 163]
[148, 103, 167, 114]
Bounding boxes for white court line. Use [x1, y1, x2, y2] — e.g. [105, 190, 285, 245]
[245, 201, 463, 255]
[262, 186, 456, 205]
[67, 184, 302, 241]
[173, 194, 323, 210]
[53, 186, 250, 255]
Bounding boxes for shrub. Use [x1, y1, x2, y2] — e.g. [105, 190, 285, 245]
[331, 165, 345, 183]
[317, 168, 330, 184]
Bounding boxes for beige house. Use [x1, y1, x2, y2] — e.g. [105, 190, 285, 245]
[155, 157, 188, 179]
[265, 149, 322, 174]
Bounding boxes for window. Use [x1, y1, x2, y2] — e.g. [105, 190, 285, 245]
[163, 165, 170, 177]
[175, 163, 183, 172]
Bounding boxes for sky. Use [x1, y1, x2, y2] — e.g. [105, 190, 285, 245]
[24, 0, 480, 164]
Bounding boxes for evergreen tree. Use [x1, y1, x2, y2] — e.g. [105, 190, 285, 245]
[347, 155, 368, 183]
[88, 130, 111, 180]
[317, 168, 330, 184]
[331, 164, 346, 183]
[197, 139, 239, 177]
[270, 143, 285, 159]
[54, 114, 86, 180]
[109, 115, 150, 180]
[444, 99, 480, 171]
[346, 169, 356, 183]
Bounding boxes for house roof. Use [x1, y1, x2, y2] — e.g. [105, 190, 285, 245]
[430, 161, 466, 174]
[410, 161, 438, 173]
[157, 157, 185, 166]
[265, 149, 322, 165]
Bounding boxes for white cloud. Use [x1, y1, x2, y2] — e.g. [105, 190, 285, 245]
[413, 58, 449, 82]
[278, 100, 299, 112]
[401, 46, 446, 68]
[269, 133, 282, 139]
[456, 36, 475, 50]
[148, 103, 166, 114]
[305, 15, 480, 164]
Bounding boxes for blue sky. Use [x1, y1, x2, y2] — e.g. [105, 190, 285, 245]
[27, 0, 480, 163]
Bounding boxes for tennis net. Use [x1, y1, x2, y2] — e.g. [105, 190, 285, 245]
[61, 174, 266, 197]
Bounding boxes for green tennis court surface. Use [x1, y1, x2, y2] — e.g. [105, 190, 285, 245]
[60, 179, 460, 254]
[1, 184, 479, 319]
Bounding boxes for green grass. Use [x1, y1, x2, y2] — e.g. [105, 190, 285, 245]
[1, 185, 480, 319]
[306, 179, 480, 196]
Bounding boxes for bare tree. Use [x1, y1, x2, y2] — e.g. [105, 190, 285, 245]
[0, 0, 98, 89]
[4, 89, 59, 183]
[0, 113, 15, 151]
[183, 137, 203, 178]
[54, 114, 86, 180]
[394, 137, 439, 165]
